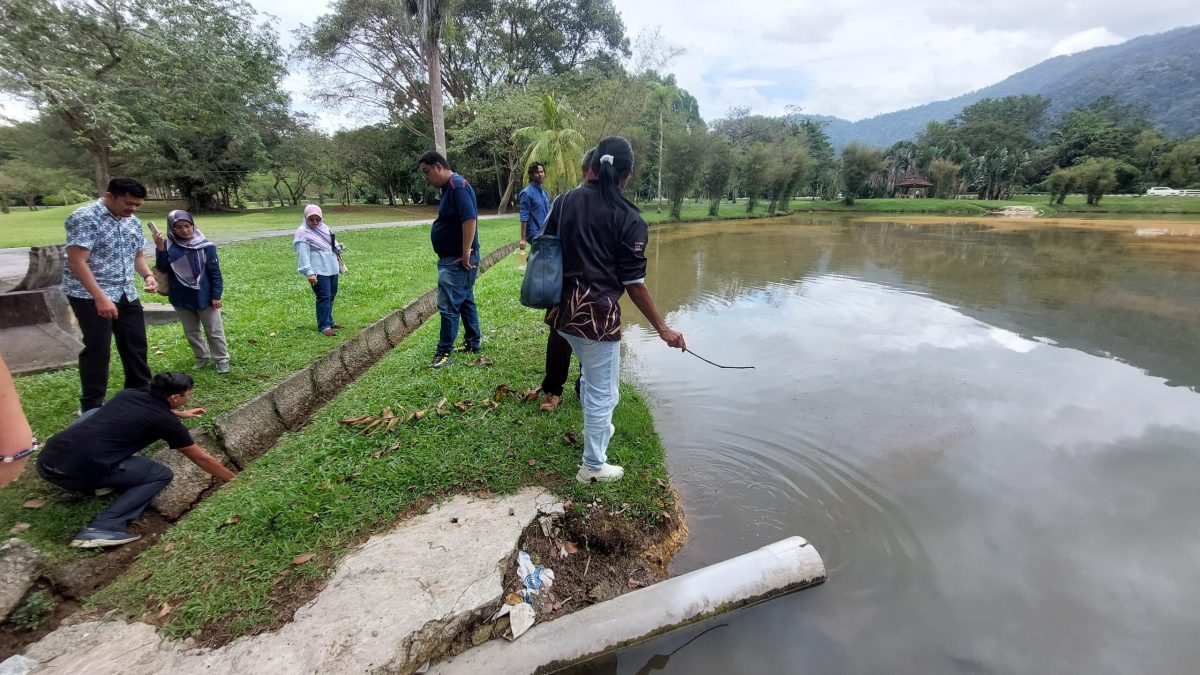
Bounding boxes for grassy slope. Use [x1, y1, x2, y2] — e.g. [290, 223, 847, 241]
[1, 220, 514, 559]
[0, 202, 440, 248]
[89, 255, 672, 639]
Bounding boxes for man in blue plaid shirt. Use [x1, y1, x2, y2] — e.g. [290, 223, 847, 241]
[62, 178, 158, 412]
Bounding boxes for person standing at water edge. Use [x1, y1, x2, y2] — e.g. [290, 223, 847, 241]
[546, 136, 686, 483]
[537, 148, 596, 413]
[419, 151, 481, 368]
[154, 210, 231, 373]
[519, 162, 550, 251]
[36, 372, 235, 548]
[62, 177, 157, 413]
[294, 204, 343, 336]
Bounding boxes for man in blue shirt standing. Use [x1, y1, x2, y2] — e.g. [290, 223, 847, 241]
[518, 162, 550, 251]
[62, 177, 158, 412]
[419, 151, 481, 369]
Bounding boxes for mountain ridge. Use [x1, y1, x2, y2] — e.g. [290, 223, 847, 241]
[800, 25, 1200, 148]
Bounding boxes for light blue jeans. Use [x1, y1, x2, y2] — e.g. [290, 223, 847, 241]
[558, 332, 620, 470]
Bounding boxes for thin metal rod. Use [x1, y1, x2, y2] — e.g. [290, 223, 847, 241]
[683, 348, 755, 369]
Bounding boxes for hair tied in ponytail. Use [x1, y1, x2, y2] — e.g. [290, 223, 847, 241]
[600, 154, 614, 165]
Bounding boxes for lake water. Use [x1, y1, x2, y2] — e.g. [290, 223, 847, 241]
[567, 215, 1200, 674]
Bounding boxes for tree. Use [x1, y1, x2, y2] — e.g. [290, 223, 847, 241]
[928, 158, 960, 199]
[1073, 157, 1121, 205]
[661, 120, 708, 219]
[449, 88, 539, 213]
[649, 82, 681, 210]
[701, 138, 735, 216]
[739, 144, 769, 213]
[0, 0, 285, 194]
[0, 160, 73, 210]
[269, 125, 334, 206]
[1157, 137, 1200, 187]
[514, 94, 584, 196]
[406, 0, 452, 155]
[950, 95, 1050, 156]
[839, 143, 884, 205]
[1046, 167, 1075, 205]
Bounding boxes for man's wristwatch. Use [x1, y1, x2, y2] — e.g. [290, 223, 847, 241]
[1, 437, 37, 463]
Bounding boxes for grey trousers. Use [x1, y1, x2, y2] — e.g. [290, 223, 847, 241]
[175, 306, 230, 362]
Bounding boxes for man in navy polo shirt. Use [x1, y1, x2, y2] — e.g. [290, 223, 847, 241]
[419, 151, 481, 369]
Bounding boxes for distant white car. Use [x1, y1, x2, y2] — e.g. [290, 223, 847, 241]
[1146, 187, 1181, 196]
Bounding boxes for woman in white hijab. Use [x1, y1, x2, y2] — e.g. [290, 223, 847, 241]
[294, 204, 342, 336]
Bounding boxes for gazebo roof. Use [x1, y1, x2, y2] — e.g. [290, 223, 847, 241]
[896, 175, 933, 188]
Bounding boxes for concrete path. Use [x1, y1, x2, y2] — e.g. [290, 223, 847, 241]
[6, 488, 555, 675]
[0, 214, 508, 281]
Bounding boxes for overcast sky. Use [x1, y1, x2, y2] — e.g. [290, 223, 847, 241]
[4, 0, 1200, 128]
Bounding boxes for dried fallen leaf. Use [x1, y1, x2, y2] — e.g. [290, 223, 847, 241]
[154, 349, 165, 356]
[454, 399, 471, 412]
[493, 383, 513, 400]
[22, 499, 45, 509]
[505, 592, 524, 606]
[157, 601, 172, 618]
[435, 398, 447, 409]
[469, 357, 494, 366]
[385, 417, 400, 432]
[9, 523, 31, 534]
[508, 507, 515, 516]
[292, 553, 315, 565]
[220, 514, 242, 527]
[563, 541, 578, 554]
[373, 450, 383, 459]
[413, 409, 426, 420]
[505, 449, 515, 458]
[563, 432, 578, 447]
[654, 477, 665, 487]
[268, 331, 277, 337]
[163, 542, 175, 553]
[527, 459, 538, 466]
[563, 499, 573, 510]
[247, 338, 258, 344]
[522, 387, 541, 402]
[382, 406, 394, 419]
[477, 489, 493, 499]
[628, 577, 647, 589]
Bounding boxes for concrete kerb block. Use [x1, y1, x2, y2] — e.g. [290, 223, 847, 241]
[271, 369, 320, 431]
[213, 392, 286, 466]
[402, 290, 438, 332]
[339, 332, 375, 377]
[362, 321, 391, 361]
[479, 242, 517, 272]
[151, 432, 228, 519]
[382, 311, 407, 346]
[310, 348, 351, 398]
[1, 538, 42, 621]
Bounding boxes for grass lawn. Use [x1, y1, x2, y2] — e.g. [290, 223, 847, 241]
[87, 255, 672, 641]
[1, 219, 516, 560]
[0, 202, 440, 248]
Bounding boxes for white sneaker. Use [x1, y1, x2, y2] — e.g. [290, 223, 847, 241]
[576, 463, 624, 484]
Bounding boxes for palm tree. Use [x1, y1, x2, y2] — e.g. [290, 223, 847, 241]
[649, 83, 681, 210]
[514, 94, 585, 195]
[406, 0, 450, 155]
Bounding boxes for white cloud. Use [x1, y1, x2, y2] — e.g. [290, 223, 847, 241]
[1049, 27, 1126, 57]
[609, 0, 1200, 121]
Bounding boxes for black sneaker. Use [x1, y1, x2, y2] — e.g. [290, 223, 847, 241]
[456, 344, 482, 353]
[70, 527, 141, 548]
[430, 352, 452, 369]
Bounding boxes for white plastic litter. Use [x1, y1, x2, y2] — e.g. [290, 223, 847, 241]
[490, 601, 537, 640]
[516, 551, 554, 600]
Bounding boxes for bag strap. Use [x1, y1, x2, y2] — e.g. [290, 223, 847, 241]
[543, 190, 568, 237]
